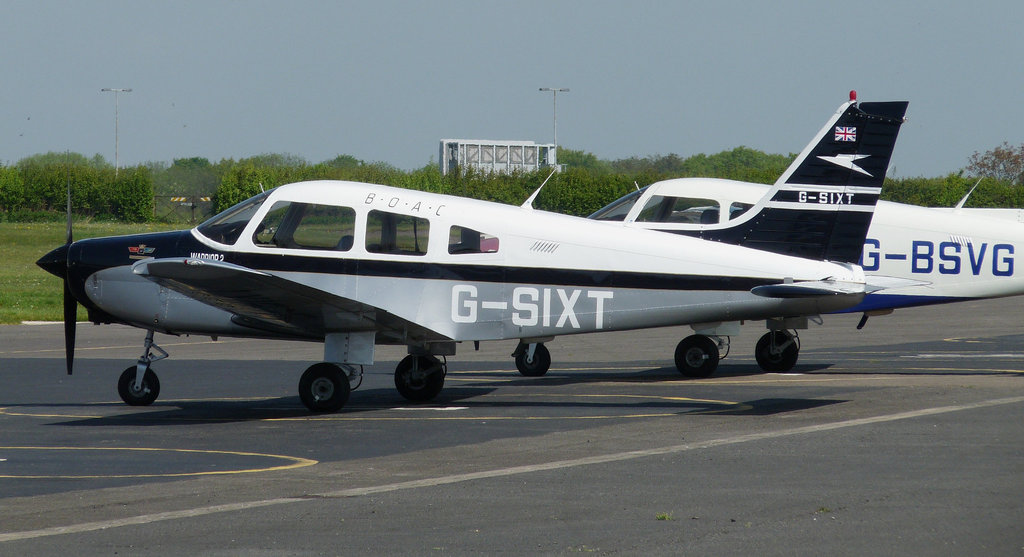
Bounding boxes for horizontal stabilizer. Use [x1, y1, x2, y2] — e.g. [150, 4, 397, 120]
[863, 275, 931, 293]
[751, 280, 865, 299]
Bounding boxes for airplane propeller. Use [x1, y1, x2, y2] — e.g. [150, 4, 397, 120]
[63, 270, 76, 374]
[36, 166, 80, 375]
[62, 172, 76, 375]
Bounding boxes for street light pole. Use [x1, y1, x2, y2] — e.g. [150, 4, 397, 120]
[539, 87, 569, 165]
[100, 88, 132, 177]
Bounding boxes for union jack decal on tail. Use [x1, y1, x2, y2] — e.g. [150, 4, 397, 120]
[834, 126, 857, 142]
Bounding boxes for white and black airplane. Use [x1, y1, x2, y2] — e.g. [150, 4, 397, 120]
[594, 92, 1024, 372]
[37, 94, 907, 413]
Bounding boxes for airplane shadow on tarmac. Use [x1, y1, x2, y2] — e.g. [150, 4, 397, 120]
[14, 362, 847, 426]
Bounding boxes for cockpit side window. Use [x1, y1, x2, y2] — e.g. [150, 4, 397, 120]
[636, 196, 720, 224]
[253, 201, 356, 251]
[448, 226, 499, 254]
[366, 210, 429, 256]
[196, 193, 268, 245]
[588, 188, 646, 221]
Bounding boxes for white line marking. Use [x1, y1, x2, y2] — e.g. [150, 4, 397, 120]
[393, 407, 468, 412]
[2, 395, 1022, 543]
[901, 353, 1024, 359]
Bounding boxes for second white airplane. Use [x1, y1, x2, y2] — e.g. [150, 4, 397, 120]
[592, 92, 1021, 372]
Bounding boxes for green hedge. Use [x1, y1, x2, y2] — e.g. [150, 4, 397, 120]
[1, 155, 153, 222]
[4, 150, 1024, 224]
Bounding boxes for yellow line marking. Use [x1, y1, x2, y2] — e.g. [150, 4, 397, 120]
[0, 337, 255, 356]
[0, 408, 102, 419]
[0, 446, 317, 479]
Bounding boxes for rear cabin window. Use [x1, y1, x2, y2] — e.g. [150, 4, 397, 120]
[636, 196, 721, 224]
[366, 210, 430, 256]
[728, 202, 753, 220]
[253, 201, 356, 251]
[448, 226, 499, 254]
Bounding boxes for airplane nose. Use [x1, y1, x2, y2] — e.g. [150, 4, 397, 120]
[37, 244, 70, 279]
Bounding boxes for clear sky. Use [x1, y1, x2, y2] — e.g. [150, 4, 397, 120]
[2, 0, 1021, 177]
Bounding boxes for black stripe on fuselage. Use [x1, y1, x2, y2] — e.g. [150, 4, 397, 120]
[227, 251, 780, 292]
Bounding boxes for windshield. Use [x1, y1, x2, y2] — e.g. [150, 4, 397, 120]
[196, 192, 270, 245]
[588, 187, 647, 221]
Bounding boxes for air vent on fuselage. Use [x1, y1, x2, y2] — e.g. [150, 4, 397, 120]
[949, 234, 972, 246]
[530, 241, 560, 253]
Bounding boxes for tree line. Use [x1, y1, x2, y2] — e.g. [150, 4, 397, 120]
[2, 143, 1023, 223]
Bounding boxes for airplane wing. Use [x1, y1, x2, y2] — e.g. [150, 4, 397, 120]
[132, 257, 448, 342]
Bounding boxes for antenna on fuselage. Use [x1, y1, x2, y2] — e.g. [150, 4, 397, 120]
[954, 178, 984, 209]
[521, 169, 557, 210]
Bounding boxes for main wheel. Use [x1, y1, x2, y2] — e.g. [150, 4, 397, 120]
[395, 355, 445, 402]
[117, 365, 161, 406]
[755, 331, 799, 372]
[674, 335, 719, 378]
[299, 363, 351, 413]
[514, 343, 551, 377]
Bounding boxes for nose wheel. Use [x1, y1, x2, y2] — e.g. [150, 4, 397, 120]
[117, 365, 161, 406]
[117, 330, 166, 406]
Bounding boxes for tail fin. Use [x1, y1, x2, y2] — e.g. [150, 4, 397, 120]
[704, 93, 908, 262]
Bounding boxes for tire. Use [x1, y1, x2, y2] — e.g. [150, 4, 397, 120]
[515, 343, 551, 377]
[118, 365, 161, 406]
[674, 335, 719, 378]
[395, 355, 445, 402]
[299, 363, 351, 413]
[755, 331, 799, 372]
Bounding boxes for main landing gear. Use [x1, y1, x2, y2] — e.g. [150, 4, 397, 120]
[671, 327, 801, 377]
[754, 330, 799, 372]
[674, 334, 725, 378]
[394, 354, 447, 402]
[299, 353, 447, 412]
[298, 362, 359, 413]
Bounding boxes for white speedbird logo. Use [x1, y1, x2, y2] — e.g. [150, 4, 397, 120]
[817, 154, 872, 177]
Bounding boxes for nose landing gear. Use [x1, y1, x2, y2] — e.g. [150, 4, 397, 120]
[117, 330, 166, 406]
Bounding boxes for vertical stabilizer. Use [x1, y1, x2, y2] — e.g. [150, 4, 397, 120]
[701, 93, 908, 262]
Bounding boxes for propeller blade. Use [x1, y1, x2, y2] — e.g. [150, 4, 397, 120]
[63, 278, 77, 375]
[65, 155, 73, 245]
[62, 157, 76, 374]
